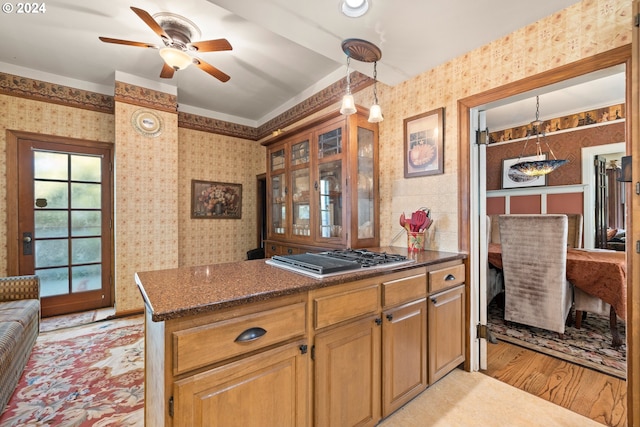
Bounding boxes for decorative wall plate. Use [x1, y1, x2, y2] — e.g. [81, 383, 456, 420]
[132, 109, 163, 137]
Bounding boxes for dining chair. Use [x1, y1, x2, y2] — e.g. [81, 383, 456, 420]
[499, 214, 573, 335]
[486, 215, 503, 305]
[566, 213, 583, 248]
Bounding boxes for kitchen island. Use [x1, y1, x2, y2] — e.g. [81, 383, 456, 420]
[135, 247, 467, 427]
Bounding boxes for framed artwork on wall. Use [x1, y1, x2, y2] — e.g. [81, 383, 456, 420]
[191, 180, 242, 219]
[501, 154, 548, 189]
[404, 107, 444, 178]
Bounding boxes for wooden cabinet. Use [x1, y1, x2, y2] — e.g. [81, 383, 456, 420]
[314, 315, 381, 427]
[173, 340, 308, 427]
[145, 294, 309, 427]
[427, 263, 466, 384]
[263, 108, 379, 257]
[310, 268, 429, 426]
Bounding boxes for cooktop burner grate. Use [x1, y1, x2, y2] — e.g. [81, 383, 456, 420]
[266, 249, 412, 278]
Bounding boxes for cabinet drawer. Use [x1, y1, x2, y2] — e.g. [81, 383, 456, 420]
[428, 264, 465, 294]
[313, 283, 380, 330]
[382, 271, 426, 308]
[173, 302, 306, 375]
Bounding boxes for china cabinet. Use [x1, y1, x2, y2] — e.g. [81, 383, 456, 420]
[263, 107, 378, 257]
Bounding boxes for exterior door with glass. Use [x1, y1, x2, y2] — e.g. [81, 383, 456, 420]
[15, 135, 113, 317]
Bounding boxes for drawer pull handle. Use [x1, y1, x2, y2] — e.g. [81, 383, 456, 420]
[445, 274, 456, 281]
[235, 327, 267, 343]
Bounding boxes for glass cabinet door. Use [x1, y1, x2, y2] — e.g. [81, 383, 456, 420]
[318, 161, 342, 239]
[356, 127, 375, 239]
[270, 173, 286, 236]
[291, 139, 310, 237]
[269, 147, 286, 237]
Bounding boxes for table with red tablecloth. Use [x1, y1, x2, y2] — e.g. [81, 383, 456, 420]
[488, 243, 626, 319]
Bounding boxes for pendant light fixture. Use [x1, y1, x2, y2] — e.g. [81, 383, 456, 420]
[339, 55, 357, 115]
[510, 96, 568, 177]
[340, 38, 382, 121]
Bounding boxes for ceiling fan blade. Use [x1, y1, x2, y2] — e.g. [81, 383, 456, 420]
[194, 58, 230, 82]
[160, 63, 175, 79]
[130, 6, 171, 41]
[189, 38, 232, 53]
[99, 37, 158, 49]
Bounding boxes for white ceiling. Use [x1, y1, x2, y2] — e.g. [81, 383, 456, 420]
[2, 0, 622, 129]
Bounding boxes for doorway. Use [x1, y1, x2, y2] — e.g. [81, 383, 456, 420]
[7, 131, 113, 317]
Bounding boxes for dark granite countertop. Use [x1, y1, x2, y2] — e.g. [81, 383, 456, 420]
[135, 247, 467, 322]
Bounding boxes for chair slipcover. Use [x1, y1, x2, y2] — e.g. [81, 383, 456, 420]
[499, 214, 573, 334]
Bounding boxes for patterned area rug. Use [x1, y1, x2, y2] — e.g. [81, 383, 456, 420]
[488, 298, 626, 379]
[39, 311, 97, 332]
[0, 316, 144, 426]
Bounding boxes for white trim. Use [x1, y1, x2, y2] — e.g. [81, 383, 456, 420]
[581, 142, 626, 248]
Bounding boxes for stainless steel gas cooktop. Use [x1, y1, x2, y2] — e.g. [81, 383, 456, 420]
[265, 249, 414, 278]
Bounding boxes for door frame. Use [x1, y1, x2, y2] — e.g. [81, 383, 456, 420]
[457, 44, 632, 402]
[6, 130, 115, 305]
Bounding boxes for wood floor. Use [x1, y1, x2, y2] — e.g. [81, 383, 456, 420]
[485, 340, 627, 427]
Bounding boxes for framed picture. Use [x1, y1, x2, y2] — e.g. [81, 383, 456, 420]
[501, 154, 548, 189]
[191, 180, 242, 219]
[404, 107, 444, 178]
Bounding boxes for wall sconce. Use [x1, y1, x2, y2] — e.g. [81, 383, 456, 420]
[510, 96, 567, 176]
[340, 38, 383, 122]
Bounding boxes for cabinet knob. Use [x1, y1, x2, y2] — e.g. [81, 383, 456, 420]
[386, 313, 393, 321]
[431, 297, 438, 304]
[287, 248, 293, 254]
[374, 317, 382, 326]
[234, 327, 267, 343]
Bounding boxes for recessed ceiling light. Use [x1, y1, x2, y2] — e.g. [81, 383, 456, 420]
[341, 0, 369, 18]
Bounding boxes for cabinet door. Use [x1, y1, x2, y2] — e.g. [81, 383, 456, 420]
[314, 315, 381, 427]
[268, 146, 287, 239]
[290, 140, 311, 240]
[428, 285, 465, 383]
[173, 341, 308, 427]
[315, 120, 346, 245]
[350, 115, 379, 248]
[382, 298, 427, 417]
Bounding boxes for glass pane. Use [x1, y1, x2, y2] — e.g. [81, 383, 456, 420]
[71, 183, 101, 209]
[270, 148, 285, 171]
[71, 155, 101, 182]
[291, 140, 309, 166]
[72, 264, 102, 293]
[34, 181, 68, 209]
[318, 128, 342, 159]
[72, 237, 101, 264]
[36, 267, 69, 297]
[71, 211, 101, 236]
[292, 168, 310, 236]
[35, 239, 68, 268]
[318, 160, 342, 238]
[271, 174, 286, 235]
[34, 210, 68, 238]
[357, 127, 375, 239]
[34, 151, 68, 180]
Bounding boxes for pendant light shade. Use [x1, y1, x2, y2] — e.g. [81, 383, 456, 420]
[368, 103, 383, 123]
[510, 96, 568, 177]
[340, 93, 357, 115]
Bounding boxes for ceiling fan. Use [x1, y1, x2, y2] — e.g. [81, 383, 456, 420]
[99, 6, 232, 82]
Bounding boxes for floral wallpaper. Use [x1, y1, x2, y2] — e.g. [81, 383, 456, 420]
[0, 0, 632, 314]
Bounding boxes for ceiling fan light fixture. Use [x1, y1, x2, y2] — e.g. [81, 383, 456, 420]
[159, 47, 193, 70]
[341, 0, 369, 18]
